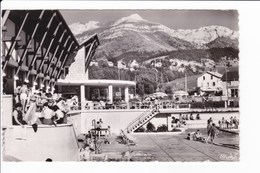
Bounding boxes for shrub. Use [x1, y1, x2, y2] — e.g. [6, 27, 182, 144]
[146, 122, 156, 132]
[157, 124, 168, 132]
[135, 126, 145, 133]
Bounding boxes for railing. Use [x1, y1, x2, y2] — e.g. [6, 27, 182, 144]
[126, 106, 159, 133]
[125, 109, 152, 132]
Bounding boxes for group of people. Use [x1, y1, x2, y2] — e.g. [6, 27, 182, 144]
[218, 116, 239, 129]
[181, 113, 201, 121]
[12, 81, 69, 127]
[187, 117, 219, 144]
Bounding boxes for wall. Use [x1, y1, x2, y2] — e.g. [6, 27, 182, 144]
[2, 95, 13, 128]
[68, 109, 189, 134]
[4, 124, 79, 161]
[79, 109, 148, 134]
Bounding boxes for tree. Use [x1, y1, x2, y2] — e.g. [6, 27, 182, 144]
[146, 122, 155, 132]
[165, 86, 173, 94]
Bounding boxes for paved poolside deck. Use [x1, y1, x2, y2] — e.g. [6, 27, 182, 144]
[99, 129, 239, 162]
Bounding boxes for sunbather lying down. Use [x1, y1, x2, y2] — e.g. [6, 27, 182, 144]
[187, 130, 206, 143]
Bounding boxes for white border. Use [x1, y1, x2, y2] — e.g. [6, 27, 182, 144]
[1, 1, 260, 173]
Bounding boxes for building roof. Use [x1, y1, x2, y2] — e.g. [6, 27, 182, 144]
[221, 71, 239, 81]
[206, 71, 222, 78]
[173, 90, 189, 95]
[57, 79, 136, 87]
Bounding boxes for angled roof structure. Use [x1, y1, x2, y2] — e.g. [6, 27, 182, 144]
[221, 70, 239, 82]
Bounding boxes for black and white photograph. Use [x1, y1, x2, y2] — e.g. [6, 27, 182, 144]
[2, 1, 260, 166]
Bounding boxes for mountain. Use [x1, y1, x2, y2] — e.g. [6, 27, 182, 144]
[69, 13, 239, 63]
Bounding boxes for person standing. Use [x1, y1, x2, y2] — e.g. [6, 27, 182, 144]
[206, 121, 212, 143]
[209, 123, 219, 145]
[20, 82, 28, 113]
[207, 117, 213, 125]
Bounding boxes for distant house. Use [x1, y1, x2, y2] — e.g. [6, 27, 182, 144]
[197, 71, 222, 95]
[150, 59, 162, 68]
[117, 60, 127, 69]
[221, 70, 239, 98]
[107, 61, 114, 67]
[90, 61, 98, 67]
[129, 59, 139, 71]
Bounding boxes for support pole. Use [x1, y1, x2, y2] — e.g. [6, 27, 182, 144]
[108, 85, 113, 103]
[2, 12, 29, 71]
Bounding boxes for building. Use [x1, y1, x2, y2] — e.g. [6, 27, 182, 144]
[2, 10, 79, 94]
[57, 35, 135, 109]
[197, 71, 223, 95]
[221, 70, 239, 98]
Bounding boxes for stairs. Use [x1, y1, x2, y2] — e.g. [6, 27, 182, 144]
[125, 107, 159, 133]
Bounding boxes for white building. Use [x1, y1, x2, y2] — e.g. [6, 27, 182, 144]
[197, 71, 222, 95]
[107, 61, 114, 67]
[129, 59, 139, 71]
[221, 70, 239, 98]
[117, 60, 127, 69]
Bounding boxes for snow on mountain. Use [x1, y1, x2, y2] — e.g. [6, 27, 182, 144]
[69, 21, 100, 35]
[112, 13, 148, 26]
[173, 25, 238, 45]
[70, 14, 239, 61]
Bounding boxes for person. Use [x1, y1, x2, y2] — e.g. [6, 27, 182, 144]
[107, 126, 111, 136]
[233, 116, 239, 129]
[221, 117, 225, 128]
[20, 82, 28, 113]
[207, 117, 213, 125]
[225, 120, 230, 129]
[190, 113, 194, 120]
[171, 116, 176, 124]
[186, 114, 189, 120]
[194, 129, 206, 143]
[41, 102, 55, 125]
[12, 103, 27, 126]
[14, 82, 22, 104]
[52, 105, 64, 124]
[230, 117, 234, 129]
[218, 120, 222, 128]
[196, 114, 201, 120]
[209, 123, 219, 144]
[206, 121, 212, 143]
[99, 118, 103, 127]
[3, 78, 7, 95]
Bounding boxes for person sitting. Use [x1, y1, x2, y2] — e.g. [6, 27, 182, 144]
[190, 114, 194, 120]
[41, 102, 55, 125]
[194, 130, 206, 143]
[187, 131, 195, 140]
[196, 114, 201, 120]
[12, 103, 27, 126]
[52, 105, 64, 124]
[186, 114, 189, 120]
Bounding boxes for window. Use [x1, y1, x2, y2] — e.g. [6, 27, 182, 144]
[207, 82, 209, 87]
[231, 89, 239, 97]
[203, 76, 205, 80]
[213, 82, 215, 86]
[211, 76, 213, 80]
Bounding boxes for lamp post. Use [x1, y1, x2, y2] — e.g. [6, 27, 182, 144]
[134, 69, 137, 97]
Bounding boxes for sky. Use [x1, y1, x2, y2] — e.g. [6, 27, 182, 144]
[61, 10, 239, 31]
